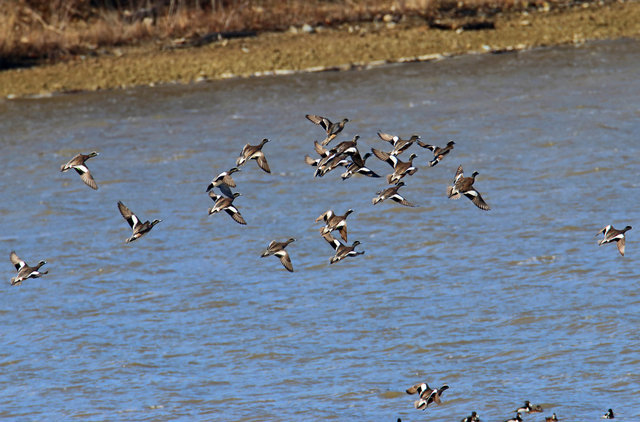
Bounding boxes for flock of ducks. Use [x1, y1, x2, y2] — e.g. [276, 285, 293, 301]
[7, 113, 631, 420]
[399, 392, 614, 421]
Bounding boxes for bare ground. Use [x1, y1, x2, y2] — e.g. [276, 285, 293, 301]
[2, 0, 639, 99]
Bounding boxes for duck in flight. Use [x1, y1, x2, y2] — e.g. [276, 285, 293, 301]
[236, 138, 271, 173]
[597, 225, 631, 256]
[9, 251, 48, 286]
[447, 164, 490, 211]
[206, 167, 239, 198]
[117, 201, 162, 243]
[305, 114, 349, 146]
[60, 151, 99, 190]
[261, 238, 295, 272]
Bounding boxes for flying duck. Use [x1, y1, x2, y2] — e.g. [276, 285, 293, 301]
[603, 408, 614, 419]
[597, 225, 631, 256]
[406, 382, 449, 410]
[261, 238, 295, 272]
[341, 151, 380, 179]
[236, 138, 270, 173]
[315, 136, 360, 177]
[504, 413, 523, 422]
[515, 401, 543, 413]
[417, 140, 455, 166]
[322, 233, 364, 264]
[206, 167, 239, 197]
[60, 151, 99, 190]
[545, 413, 558, 422]
[447, 165, 490, 210]
[315, 209, 353, 242]
[305, 114, 349, 145]
[372, 182, 415, 207]
[377, 132, 420, 156]
[208, 192, 246, 225]
[9, 251, 48, 286]
[371, 148, 418, 184]
[461, 411, 481, 422]
[117, 201, 162, 243]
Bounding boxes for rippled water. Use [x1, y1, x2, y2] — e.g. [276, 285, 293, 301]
[1, 39, 639, 421]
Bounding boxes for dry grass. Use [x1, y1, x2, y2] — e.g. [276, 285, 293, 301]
[0, 0, 586, 69]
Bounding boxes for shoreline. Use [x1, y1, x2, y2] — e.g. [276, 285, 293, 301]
[2, 0, 640, 99]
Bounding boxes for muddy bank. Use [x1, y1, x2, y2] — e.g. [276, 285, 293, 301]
[2, 1, 639, 99]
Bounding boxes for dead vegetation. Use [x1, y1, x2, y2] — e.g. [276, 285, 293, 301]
[0, 0, 606, 69]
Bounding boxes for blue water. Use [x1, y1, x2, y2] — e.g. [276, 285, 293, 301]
[1, 39, 639, 421]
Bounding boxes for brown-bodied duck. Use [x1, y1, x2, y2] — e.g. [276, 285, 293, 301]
[305, 114, 349, 145]
[236, 138, 270, 173]
[406, 382, 449, 410]
[206, 167, 239, 198]
[371, 148, 418, 184]
[60, 151, 99, 190]
[9, 251, 48, 286]
[261, 238, 295, 272]
[208, 192, 246, 225]
[417, 140, 455, 167]
[117, 201, 162, 243]
[322, 233, 364, 264]
[545, 413, 558, 422]
[597, 225, 631, 256]
[447, 165, 490, 211]
[377, 132, 420, 156]
[315, 209, 353, 242]
[341, 151, 380, 179]
[372, 182, 415, 207]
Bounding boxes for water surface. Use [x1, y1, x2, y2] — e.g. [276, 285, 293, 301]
[1, 39, 639, 421]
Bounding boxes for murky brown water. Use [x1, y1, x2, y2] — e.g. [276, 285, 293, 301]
[1, 39, 639, 421]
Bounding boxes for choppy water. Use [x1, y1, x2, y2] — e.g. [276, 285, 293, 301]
[1, 39, 639, 421]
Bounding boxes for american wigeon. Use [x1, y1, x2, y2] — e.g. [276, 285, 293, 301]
[408, 383, 449, 410]
[9, 251, 48, 286]
[60, 151, 99, 190]
[117, 201, 162, 243]
[372, 182, 415, 207]
[322, 233, 364, 264]
[261, 238, 295, 272]
[316, 209, 353, 242]
[341, 151, 380, 179]
[417, 140, 455, 167]
[371, 148, 418, 184]
[597, 225, 631, 256]
[206, 167, 239, 198]
[377, 132, 420, 156]
[236, 138, 270, 173]
[208, 192, 246, 225]
[447, 165, 490, 210]
[305, 114, 349, 145]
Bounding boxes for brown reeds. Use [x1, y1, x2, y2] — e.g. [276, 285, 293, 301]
[0, 0, 588, 69]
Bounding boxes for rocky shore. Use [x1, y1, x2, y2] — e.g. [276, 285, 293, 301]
[2, 0, 639, 99]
